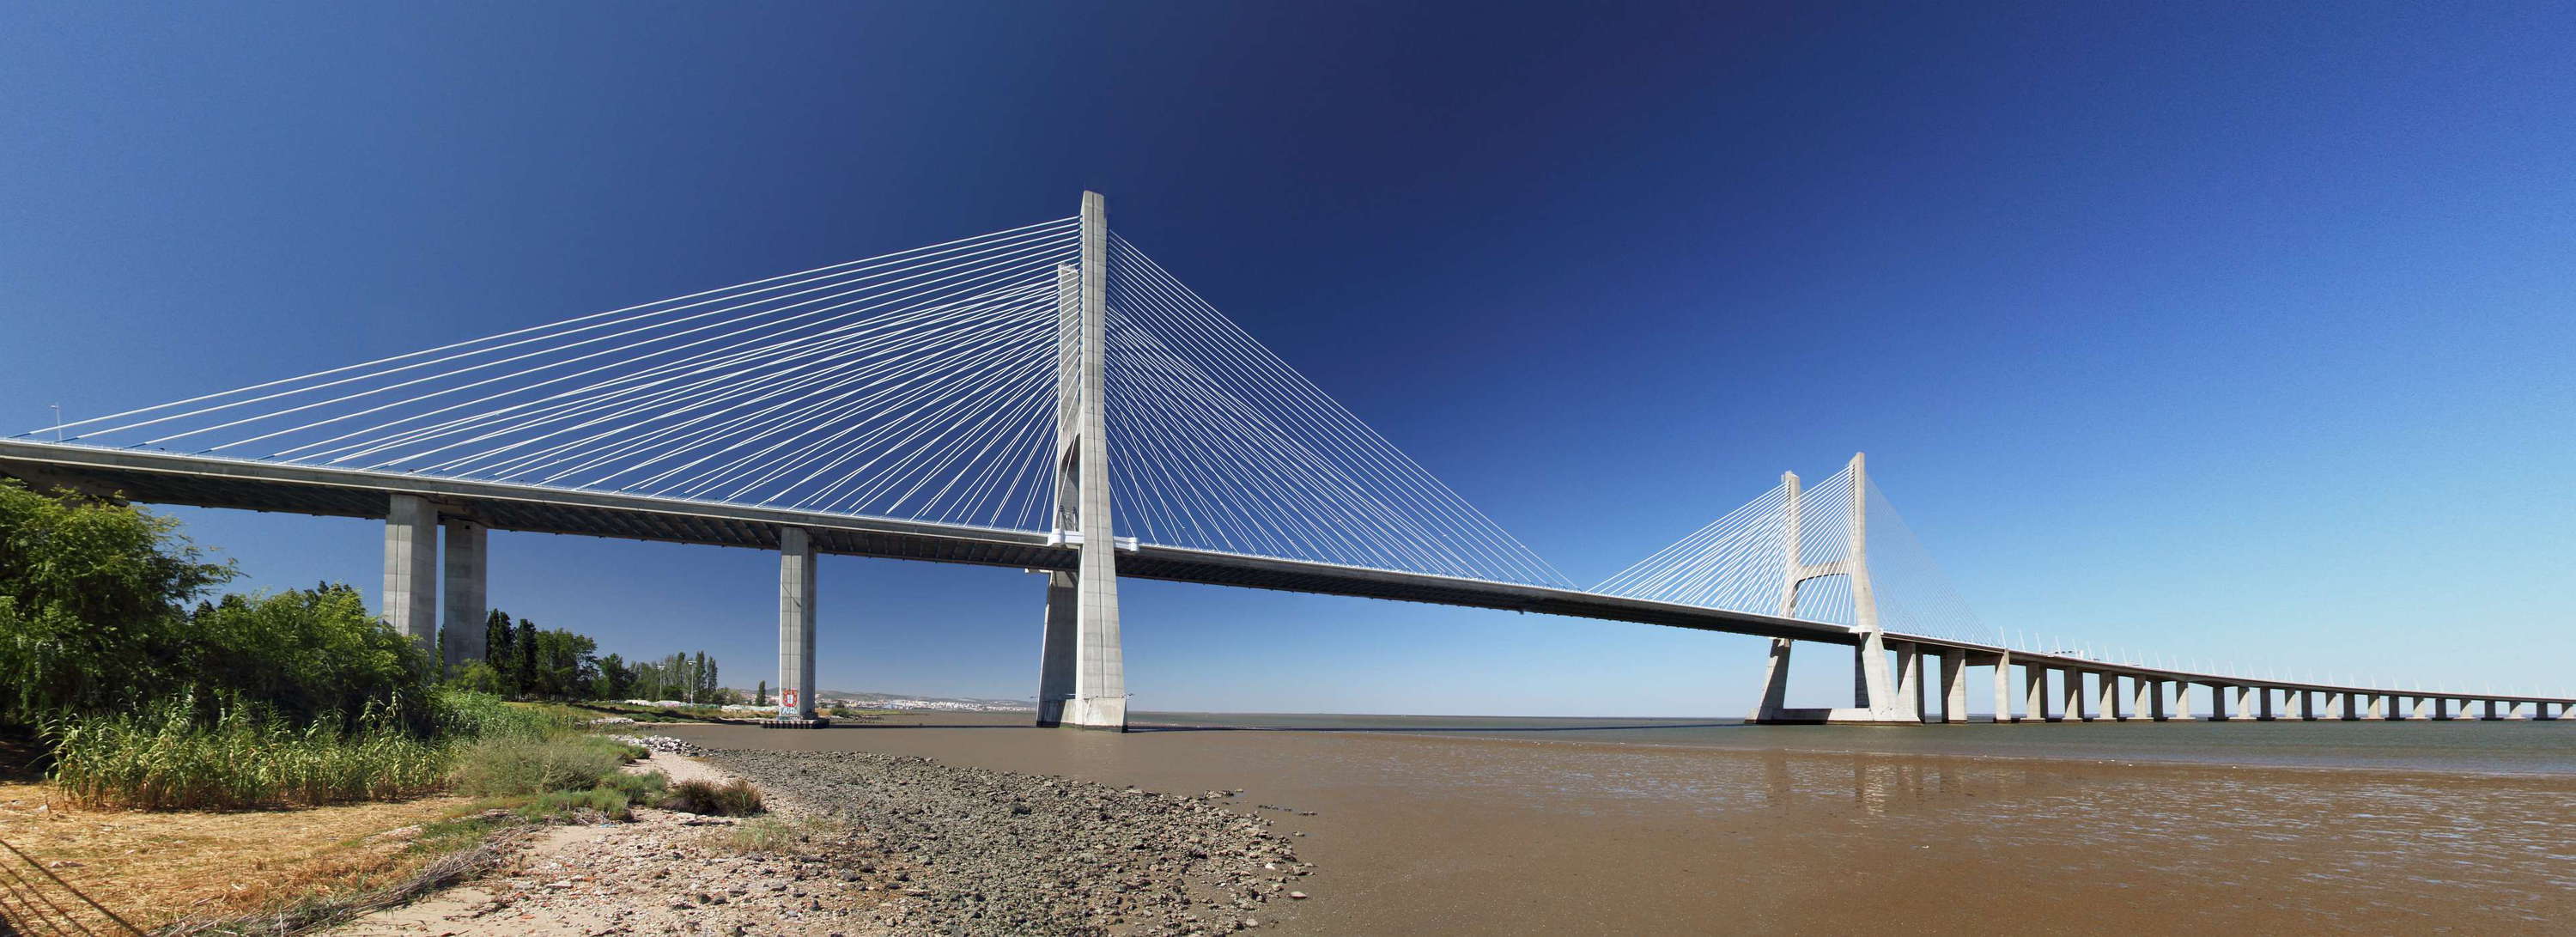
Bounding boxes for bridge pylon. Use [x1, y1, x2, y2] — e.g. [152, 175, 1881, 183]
[1747, 453, 1916, 724]
[1036, 192, 1127, 730]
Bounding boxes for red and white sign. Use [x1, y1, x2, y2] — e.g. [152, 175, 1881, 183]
[781, 689, 799, 710]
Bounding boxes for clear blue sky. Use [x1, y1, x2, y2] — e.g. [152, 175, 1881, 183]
[5, 2, 2572, 713]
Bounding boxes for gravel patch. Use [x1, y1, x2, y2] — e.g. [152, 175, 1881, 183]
[711, 750, 1311, 935]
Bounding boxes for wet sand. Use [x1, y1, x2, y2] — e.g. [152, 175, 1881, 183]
[663, 714, 2576, 934]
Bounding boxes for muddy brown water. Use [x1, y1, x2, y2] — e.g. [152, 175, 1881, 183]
[658, 714, 2576, 934]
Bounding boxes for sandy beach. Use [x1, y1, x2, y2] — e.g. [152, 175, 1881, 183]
[663, 714, 2576, 934]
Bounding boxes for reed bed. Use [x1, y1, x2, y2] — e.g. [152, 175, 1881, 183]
[49, 697, 447, 810]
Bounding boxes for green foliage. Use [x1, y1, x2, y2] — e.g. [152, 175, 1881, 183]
[519, 786, 633, 823]
[595, 768, 667, 804]
[428, 689, 574, 740]
[47, 695, 445, 810]
[447, 660, 506, 695]
[448, 735, 635, 798]
[0, 480, 234, 724]
[178, 585, 434, 730]
[659, 778, 764, 817]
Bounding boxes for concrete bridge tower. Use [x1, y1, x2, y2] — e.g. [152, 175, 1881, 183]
[1037, 192, 1127, 730]
[1747, 453, 1911, 724]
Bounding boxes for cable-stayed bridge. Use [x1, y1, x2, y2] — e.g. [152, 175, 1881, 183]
[5, 192, 2566, 729]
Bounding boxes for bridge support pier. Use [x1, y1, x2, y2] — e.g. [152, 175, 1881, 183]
[2222, 684, 2254, 721]
[440, 519, 486, 674]
[1937, 649, 1967, 723]
[2059, 668, 2086, 722]
[778, 526, 817, 721]
[2163, 681, 2196, 721]
[382, 494, 438, 656]
[2257, 689, 2277, 721]
[2431, 697, 2455, 721]
[1896, 646, 1925, 722]
[2128, 675, 2153, 721]
[1990, 653, 2015, 722]
[2024, 666, 2050, 722]
[2093, 671, 2120, 722]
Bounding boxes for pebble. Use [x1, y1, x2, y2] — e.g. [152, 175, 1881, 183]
[712, 749, 1311, 936]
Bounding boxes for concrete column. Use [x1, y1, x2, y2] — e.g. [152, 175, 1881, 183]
[381, 494, 437, 655]
[1037, 571, 1078, 725]
[2093, 671, 2121, 722]
[2405, 696, 2433, 721]
[2257, 688, 2276, 721]
[1938, 649, 1967, 724]
[2024, 665, 2050, 722]
[2224, 684, 2254, 721]
[2481, 700, 2502, 721]
[777, 526, 817, 721]
[1895, 646, 1925, 723]
[2502, 701, 2529, 721]
[1049, 192, 1126, 730]
[2164, 681, 2196, 721]
[1991, 652, 2015, 723]
[2143, 678, 2170, 721]
[2060, 668, 2087, 722]
[2537, 703, 2559, 721]
[2366, 694, 2389, 720]
[439, 519, 486, 674]
[2125, 675, 2152, 721]
[2340, 693, 2360, 721]
[2431, 697, 2454, 721]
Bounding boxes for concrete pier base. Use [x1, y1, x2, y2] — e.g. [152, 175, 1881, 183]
[777, 526, 817, 721]
[1989, 654, 2015, 722]
[2222, 684, 2255, 721]
[1937, 649, 1967, 723]
[1896, 646, 1926, 723]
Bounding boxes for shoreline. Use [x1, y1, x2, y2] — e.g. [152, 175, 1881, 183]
[656, 712, 2576, 934]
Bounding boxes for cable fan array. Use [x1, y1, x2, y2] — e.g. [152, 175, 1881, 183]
[33, 218, 1083, 532]
[1100, 234, 1571, 587]
[1592, 464, 1997, 644]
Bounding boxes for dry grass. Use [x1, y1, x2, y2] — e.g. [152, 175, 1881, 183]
[0, 780, 474, 932]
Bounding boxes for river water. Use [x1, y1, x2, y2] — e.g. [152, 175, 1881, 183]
[665, 711, 2576, 934]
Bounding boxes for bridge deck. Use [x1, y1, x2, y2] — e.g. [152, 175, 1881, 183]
[9, 439, 2570, 707]
[0, 440, 1855, 645]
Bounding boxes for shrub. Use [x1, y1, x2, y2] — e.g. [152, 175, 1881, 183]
[596, 769, 667, 804]
[521, 787, 633, 823]
[448, 736, 633, 798]
[430, 689, 573, 741]
[659, 778, 763, 816]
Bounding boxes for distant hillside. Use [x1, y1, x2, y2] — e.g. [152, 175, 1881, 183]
[817, 690, 1034, 712]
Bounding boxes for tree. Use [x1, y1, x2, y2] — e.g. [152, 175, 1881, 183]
[0, 480, 234, 724]
[756, 680, 769, 706]
[514, 619, 537, 697]
[483, 608, 515, 692]
[595, 653, 629, 700]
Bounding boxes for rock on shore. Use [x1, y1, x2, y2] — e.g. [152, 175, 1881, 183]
[710, 750, 1310, 935]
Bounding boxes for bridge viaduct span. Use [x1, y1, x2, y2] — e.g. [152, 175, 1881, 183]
[9, 193, 2565, 729]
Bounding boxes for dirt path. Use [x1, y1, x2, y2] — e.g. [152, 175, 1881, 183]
[329, 751, 890, 937]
